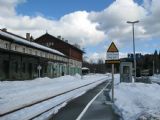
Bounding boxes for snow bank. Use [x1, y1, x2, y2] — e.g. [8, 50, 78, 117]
[0, 74, 110, 119]
[113, 83, 160, 120]
[114, 74, 120, 85]
[150, 74, 160, 84]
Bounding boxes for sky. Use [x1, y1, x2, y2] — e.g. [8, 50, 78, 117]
[0, 0, 160, 62]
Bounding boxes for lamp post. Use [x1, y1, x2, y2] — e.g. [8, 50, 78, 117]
[153, 60, 154, 75]
[127, 20, 139, 82]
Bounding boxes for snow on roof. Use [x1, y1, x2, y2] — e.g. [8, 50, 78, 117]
[0, 30, 65, 56]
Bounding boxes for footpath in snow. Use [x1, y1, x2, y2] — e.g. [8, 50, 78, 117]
[0, 74, 110, 120]
[112, 74, 160, 120]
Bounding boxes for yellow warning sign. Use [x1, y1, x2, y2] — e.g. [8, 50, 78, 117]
[106, 42, 119, 64]
[107, 42, 118, 52]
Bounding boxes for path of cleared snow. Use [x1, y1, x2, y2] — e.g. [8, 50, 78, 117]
[112, 74, 160, 120]
[0, 74, 110, 120]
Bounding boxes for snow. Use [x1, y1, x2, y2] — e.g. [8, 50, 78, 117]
[112, 74, 160, 120]
[114, 74, 120, 85]
[0, 74, 110, 120]
[0, 30, 65, 56]
[150, 74, 160, 84]
[33, 102, 67, 120]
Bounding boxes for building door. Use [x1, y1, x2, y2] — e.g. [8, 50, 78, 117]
[3, 60, 9, 79]
[28, 63, 32, 79]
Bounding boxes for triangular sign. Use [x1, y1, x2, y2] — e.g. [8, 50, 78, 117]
[107, 42, 119, 52]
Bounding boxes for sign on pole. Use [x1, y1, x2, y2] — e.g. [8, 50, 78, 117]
[106, 42, 120, 64]
[37, 65, 42, 77]
[106, 42, 120, 103]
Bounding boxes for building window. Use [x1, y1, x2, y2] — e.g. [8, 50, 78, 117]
[35, 51, 37, 55]
[40, 52, 43, 57]
[22, 63, 26, 73]
[45, 66, 47, 73]
[23, 48, 25, 53]
[123, 66, 129, 74]
[29, 49, 32, 54]
[49, 54, 51, 59]
[15, 45, 17, 50]
[14, 62, 18, 73]
[5, 43, 8, 49]
[34, 65, 37, 73]
[45, 53, 47, 58]
[52, 54, 54, 59]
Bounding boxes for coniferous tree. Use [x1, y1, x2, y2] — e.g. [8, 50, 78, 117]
[154, 50, 158, 73]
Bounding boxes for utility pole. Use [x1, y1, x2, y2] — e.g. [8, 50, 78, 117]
[153, 60, 155, 75]
[127, 20, 139, 82]
[112, 64, 114, 103]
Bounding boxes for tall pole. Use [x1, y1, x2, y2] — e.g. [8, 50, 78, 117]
[127, 20, 139, 82]
[153, 60, 155, 75]
[132, 23, 136, 82]
[112, 64, 114, 103]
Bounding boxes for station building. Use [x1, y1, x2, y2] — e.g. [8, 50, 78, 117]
[0, 29, 83, 80]
[35, 33, 84, 75]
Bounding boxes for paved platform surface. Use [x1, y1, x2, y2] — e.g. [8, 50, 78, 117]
[81, 90, 120, 120]
[50, 81, 109, 120]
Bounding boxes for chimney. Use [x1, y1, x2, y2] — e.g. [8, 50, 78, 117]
[26, 33, 30, 41]
[57, 35, 61, 40]
[30, 36, 34, 41]
[2, 28, 7, 32]
[62, 38, 64, 41]
[65, 40, 68, 43]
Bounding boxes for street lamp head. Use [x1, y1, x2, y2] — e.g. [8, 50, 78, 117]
[127, 20, 139, 24]
[127, 21, 131, 24]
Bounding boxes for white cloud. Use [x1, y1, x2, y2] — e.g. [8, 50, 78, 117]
[88, 0, 148, 47]
[142, 0, 160, 39]
[86, 52, 106, 63]
[0, 0, 105, 47]
[0, 0, 25, 17]
[50, 11, 106, 47]
[85, 0, 160, 62]
[85, 51, 127, 63]
[0, 0, 160, 63]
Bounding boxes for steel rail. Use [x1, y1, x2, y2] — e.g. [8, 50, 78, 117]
[0, 77, 109, 119]
[30, 80, 110, 120]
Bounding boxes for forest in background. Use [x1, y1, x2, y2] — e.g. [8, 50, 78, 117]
[83, 50, 160, 74]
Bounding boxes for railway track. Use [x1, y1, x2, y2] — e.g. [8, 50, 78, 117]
[0, 78, 109, 120]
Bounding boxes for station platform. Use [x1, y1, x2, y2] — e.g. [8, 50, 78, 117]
[80, 89, 120, 120]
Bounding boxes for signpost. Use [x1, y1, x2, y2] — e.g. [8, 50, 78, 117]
[105, 42, 119, 103]
[37, 65, 42, 77]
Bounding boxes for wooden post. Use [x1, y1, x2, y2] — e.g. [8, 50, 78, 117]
[112, 64, 114, 103]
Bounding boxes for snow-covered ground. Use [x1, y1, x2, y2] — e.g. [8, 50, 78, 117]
[0, 74, 110, 120]
[112, 74, 160, 120]
[150, 74, 160, 84]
